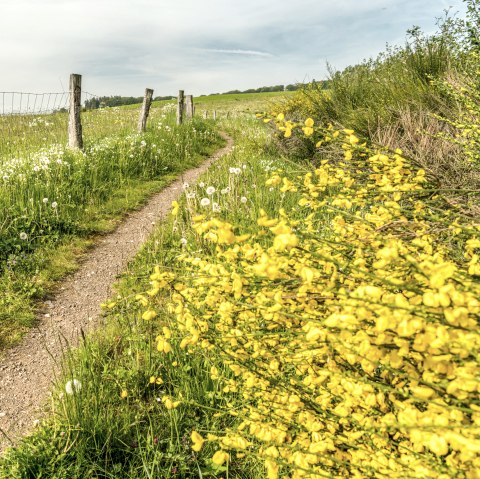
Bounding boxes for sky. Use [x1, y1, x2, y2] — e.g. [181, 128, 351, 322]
[0, 0, 468, 98]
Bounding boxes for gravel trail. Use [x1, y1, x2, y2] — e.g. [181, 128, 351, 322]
[0, 133, 233, 453]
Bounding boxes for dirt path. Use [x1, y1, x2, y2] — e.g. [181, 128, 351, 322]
[0, 133, 233, 453]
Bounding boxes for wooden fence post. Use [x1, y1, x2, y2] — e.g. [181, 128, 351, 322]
[138, 88, 154, 132]
[185, 94, 194, 119]
[176, 90, 184, 125]
[213, 110, 217, 121]
[68, 73, 83, 149]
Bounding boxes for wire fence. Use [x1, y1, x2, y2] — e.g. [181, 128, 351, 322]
[0, 91, 100, 116]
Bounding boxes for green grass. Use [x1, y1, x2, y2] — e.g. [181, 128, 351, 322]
[194, 91, 295, 117]
[0, 112, 290, 478]
[0, 104, 223, 349]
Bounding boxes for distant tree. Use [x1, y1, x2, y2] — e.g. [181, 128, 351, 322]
[154, 95, 175, 101]
[83, 96, 144, 110]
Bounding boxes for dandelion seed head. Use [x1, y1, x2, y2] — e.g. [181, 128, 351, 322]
[206, 186, 216, 195]
[200, 198, 211, 207]
[19, 232, 28, 240]
[65, 379, 82, 395]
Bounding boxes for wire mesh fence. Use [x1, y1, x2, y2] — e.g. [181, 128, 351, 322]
[0, 91, 100, 116]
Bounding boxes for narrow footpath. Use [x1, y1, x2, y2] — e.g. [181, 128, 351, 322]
[0, 133, 234, 453]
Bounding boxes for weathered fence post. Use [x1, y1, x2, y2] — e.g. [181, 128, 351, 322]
[68, 73, 83, 149]
[176, 90, 184, 125]
[213, 110, 217, 121]
[138, 88, 154, 132]
[185, 94, 194, 119]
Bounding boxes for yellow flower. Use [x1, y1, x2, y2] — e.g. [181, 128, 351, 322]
[191, 431, 205, 452]
[171, 200, 179, 216]
[265, 459, 279, 479]
[304, 118, 314, 127]
[273, 233, 298, 251]
[120, 389, 128, 399]
[211, 450, 230, 465]
[162, 396, 180, 409]
[156, 336, 172, 353]
[428, 434, 449, 456]
[142, 310, 157, 321]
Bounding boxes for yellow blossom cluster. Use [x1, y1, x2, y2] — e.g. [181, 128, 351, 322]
[143, 123, 480, 478]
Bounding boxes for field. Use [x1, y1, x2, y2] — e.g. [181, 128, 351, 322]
[0, 102, 224, 348]
[1, 8, 480, 479]
[0, 91, 291, 349]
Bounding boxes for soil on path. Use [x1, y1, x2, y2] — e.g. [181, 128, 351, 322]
[0, 133, 233, 453]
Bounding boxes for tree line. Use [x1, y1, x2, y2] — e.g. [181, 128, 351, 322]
[84, 95, 175, 110]
[83, 81, 329, 110]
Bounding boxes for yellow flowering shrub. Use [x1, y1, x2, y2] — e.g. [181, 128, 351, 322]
[143, 122, 480, 478]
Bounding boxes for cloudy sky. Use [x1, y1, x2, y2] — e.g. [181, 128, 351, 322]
[0, 0, 467, 97]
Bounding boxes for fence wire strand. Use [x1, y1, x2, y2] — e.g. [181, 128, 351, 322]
[0, 91, 101, 116]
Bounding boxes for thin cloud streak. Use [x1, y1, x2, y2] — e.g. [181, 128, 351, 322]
[199, 48, 274, 57]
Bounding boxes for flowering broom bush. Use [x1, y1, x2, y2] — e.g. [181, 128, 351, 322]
[139, 118, 480, 478]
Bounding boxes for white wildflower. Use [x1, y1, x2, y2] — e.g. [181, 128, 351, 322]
[19, 232, 28, 240]
[65, 379, 82, 395]
[200, 198, 210, 207]
[240, 196, 248, 204]
[206, 186, 216, 195]
[51, 201, 58, 209]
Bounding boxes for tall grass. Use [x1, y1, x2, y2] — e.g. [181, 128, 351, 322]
[0, 114, 281, 478]
[278, 5, 480, 207]
[0, 103, 222, 348]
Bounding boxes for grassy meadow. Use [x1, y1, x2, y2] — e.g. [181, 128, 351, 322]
[1, 5, 480, 479]
[0, 102, 225, 348]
